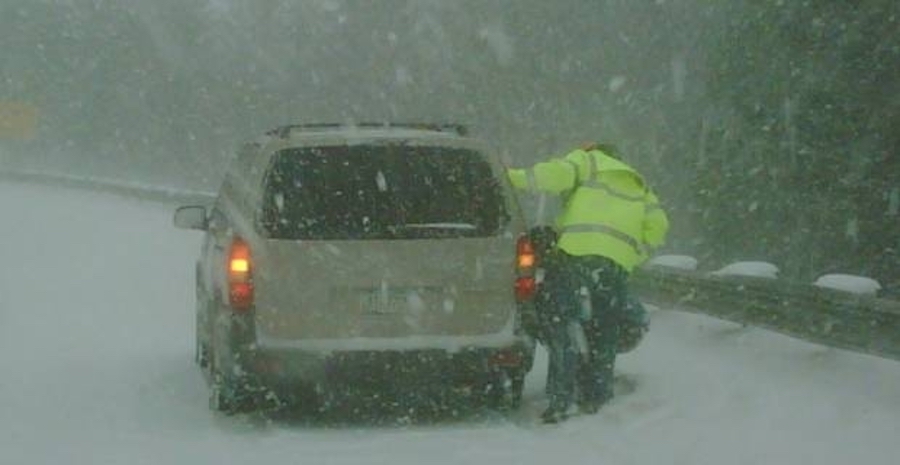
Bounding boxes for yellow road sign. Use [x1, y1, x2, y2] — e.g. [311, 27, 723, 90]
[0, 102, 39, 139]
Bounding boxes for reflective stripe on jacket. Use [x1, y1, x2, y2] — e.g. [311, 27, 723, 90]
[508, 148, 669, 272]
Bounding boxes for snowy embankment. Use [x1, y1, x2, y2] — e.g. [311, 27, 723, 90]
[1, 180, 898, 465]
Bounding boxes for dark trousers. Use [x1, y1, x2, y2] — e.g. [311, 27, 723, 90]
[536, 253, 628, 412]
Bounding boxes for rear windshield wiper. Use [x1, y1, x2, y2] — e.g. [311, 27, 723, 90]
[399, 222, 477, 230]
[386, 222, 478, 238]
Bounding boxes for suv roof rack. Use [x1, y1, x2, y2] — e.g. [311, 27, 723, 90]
[266, 122, 469, 139]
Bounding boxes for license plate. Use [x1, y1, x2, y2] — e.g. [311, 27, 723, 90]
[360, 289, 405, 315]
[360, 287, 430, 316]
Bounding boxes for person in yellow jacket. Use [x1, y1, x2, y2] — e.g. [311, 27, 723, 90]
[507, 143, 669, 423]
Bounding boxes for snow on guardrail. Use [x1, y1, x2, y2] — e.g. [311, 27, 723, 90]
[631, 260, 900, 362]
[814, 274, 882, 296]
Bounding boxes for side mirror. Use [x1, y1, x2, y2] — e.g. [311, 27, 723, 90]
[173, 205, 208, 231]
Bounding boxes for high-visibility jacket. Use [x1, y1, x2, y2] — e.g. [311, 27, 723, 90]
[508, 148, 669, 272]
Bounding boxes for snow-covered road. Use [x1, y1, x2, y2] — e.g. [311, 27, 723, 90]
[1, 181, 898, 465]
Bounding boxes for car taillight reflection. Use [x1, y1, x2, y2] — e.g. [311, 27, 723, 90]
[228, 237, 254, 311]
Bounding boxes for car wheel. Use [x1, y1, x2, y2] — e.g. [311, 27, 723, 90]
[196, 292, 218, 375]
[481, 370, 523, 411]
[209, 379, 240, 414]
[209, 372, 257, 415]
[508, 372, 525, 409]
[195, 314, 210, 369]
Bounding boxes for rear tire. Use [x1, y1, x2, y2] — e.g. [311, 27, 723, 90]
[195, 316, 210, 369]
[206, 317, 257, 414]
[481, 370, 524, 411]
[194, 291, 211, 369]
[209, 374, 257, 415]
[509, 372, 525, 408]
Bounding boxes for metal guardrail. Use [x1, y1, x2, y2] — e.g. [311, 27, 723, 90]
[0, 169, 215, 205]
[631, 266, 900, 361]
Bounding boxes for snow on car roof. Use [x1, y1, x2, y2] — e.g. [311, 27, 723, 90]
[279, 127, 477, 149]
[271, 122, 468, 139]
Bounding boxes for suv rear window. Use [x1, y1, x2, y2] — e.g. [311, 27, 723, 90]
[260, 144, 509, 240]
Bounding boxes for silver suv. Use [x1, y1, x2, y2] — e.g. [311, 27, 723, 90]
[174, 123, 537, 414]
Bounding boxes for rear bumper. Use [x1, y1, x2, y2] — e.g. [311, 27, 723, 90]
[236, 337, 535, 390]
[213, 308, 536, 395]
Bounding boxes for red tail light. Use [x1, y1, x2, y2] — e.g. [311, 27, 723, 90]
[228, 237, 254, 311]
[515, 235, 537, 302]
[516, 236, 536, 269]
